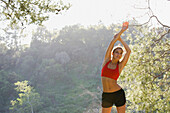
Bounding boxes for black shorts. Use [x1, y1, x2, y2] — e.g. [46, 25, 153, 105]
[102, 88, 126, 108]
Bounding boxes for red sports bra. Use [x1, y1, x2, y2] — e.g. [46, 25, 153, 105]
[101, 60, 119, 80]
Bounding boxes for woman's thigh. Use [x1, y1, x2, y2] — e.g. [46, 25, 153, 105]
[102, 107, 112, 113]
[116, 104, 126, 113]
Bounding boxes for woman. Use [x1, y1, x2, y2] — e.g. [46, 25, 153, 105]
[101, 22, 131, 113]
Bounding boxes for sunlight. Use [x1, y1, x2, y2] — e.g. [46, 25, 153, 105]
[42, 0, 170, 31]
[13, 0, 170, 45]
[1, 0, 169, 112]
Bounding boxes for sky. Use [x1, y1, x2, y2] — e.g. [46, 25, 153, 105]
[43, 0, 170, 29]
[20, 0, 170, 44]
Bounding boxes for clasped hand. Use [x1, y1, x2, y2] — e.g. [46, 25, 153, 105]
[114, 22, 128, 40]
[121, 22, 128, 32]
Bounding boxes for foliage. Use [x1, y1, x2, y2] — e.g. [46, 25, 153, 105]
[0, 70, 19, 113]
[10, 80, 42, 113]
[120, 26, 170, 112]
[0, 0, 71, 27]
[0, 22, 169, 112]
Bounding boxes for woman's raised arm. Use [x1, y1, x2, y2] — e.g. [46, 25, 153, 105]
[102, 22, 130, 67]
[119, 22, 131, 71]
[119, 37, 131, 71]
[103, 21, 128, 62]
[103, 30, 123, 65]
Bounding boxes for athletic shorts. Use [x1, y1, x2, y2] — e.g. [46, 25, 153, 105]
[102, 88, 126, 108]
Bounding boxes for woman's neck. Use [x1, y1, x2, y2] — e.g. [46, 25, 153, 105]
[111, 59, 119, 64]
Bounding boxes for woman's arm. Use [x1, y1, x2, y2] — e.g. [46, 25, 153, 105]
[104, 31, 123, 61]
[102, 22, 129, 67]
[104, 22, 128, 62]
[119, 37, 131, 71]
[102, 31, 123, 67]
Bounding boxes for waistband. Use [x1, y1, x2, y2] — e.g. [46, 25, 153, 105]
[103, 88, 123, 94]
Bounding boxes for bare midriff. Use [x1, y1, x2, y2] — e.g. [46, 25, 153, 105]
[101, 77, 121, 92]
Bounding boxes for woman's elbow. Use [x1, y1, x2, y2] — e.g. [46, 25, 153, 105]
[127, 49, 131, 54]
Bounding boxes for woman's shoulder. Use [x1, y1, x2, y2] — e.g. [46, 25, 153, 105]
[102, 58, 111, 68]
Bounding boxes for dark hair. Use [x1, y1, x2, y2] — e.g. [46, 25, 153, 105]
[112, 46, 123, 64]
[112, 46, 123, 54]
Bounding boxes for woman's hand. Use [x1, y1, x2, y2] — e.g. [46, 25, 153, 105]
[114, 22, 129, 39]
[121, 22, 129, 32]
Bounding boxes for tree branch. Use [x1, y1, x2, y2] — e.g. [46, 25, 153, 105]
[147, 0, 154, 15]
[1, 0, 8, 6]
[131, 15, 170, 28]
[154, 16, 170, 28]
[155, 29, 170, 42]
[132, 0, 170, 28]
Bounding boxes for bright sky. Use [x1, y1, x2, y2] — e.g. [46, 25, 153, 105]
[14, 0, 170, 44]
[43, 0, 170, 29]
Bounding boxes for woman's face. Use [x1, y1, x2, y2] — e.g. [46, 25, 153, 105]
[113, 49, 123, 60]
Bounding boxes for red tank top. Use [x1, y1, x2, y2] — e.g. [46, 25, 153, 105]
[101, 60, 119, 80]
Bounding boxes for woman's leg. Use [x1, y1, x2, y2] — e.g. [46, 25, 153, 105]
[116, 104, 126, 113]
[102, 107, 112, 113]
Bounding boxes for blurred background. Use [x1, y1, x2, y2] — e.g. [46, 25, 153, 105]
[0, 0, 169, 113]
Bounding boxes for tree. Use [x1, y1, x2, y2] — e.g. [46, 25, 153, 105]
[119, 1, 170, 112]
[0, 70, 19, 113]
[10, 80, 42, 113]
[120, 25, 169, 112]
[131, 0, 170, 39]
[0, 0, 71, 28]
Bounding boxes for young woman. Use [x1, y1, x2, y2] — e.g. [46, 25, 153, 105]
[101, 23, 131, 113]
